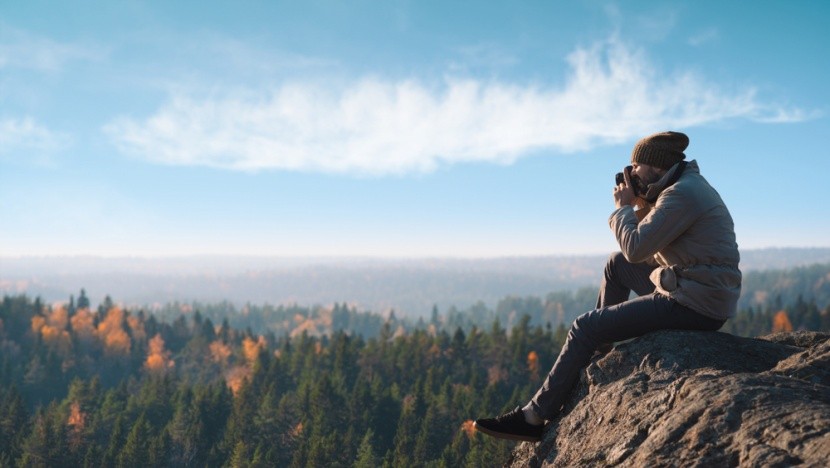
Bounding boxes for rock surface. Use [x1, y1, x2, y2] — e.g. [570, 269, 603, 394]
[507, 330, 830, 467]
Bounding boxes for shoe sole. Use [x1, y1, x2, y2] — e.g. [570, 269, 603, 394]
[473, 421, 541, 442]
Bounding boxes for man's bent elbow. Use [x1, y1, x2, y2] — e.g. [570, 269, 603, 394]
[620, 245, 653, 264]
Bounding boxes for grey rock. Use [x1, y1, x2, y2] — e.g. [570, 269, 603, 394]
[507, 330, 830, 467]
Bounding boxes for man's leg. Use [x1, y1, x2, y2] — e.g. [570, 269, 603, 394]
[596, 251, 656, 309]
[528, 294, 724, 421]
[593, 252, 656, 355]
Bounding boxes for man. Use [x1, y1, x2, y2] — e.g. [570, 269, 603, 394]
[474, 131, 741, 442]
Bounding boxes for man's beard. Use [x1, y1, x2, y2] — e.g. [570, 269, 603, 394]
[631, 174, 651, 195]
[632, 168, 662, 194]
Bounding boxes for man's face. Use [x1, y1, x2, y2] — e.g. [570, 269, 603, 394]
[631, 163, 664, 190]
[631, 163, 666, 187]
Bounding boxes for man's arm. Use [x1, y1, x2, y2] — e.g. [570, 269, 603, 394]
[609, 187, 699, 263]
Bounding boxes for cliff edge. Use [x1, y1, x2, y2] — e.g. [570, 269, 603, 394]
[508, 330, 830, 467]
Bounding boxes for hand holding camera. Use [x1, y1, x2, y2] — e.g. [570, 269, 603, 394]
[615, 165, 638, 195]
[613, 166, 637, 209]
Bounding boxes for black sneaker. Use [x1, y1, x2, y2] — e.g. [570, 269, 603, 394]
[473, 407, 543, 442]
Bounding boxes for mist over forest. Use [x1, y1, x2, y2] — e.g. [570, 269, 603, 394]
[3, 248, 829, 318]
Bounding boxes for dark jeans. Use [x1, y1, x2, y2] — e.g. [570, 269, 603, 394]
[529, 252, 725, 420]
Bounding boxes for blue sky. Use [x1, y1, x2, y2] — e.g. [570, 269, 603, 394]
[1, 1, 828, 258]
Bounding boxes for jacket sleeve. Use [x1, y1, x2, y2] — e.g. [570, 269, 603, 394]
[608, 186, 699, 263]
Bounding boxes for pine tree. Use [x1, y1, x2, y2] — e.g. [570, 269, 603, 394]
[166, 394, 203, 466]
[148, 429, 171, 467]
[77, 289, 90, 310]
[19, 405, 64, 467]
[117, 414, 152, 468]
[228, 440, 251, 468]
[354, 429, 378, 468]
[102, 413, 126, 466]
[251, 387, 283, 464]
[0, 386, 28, 462]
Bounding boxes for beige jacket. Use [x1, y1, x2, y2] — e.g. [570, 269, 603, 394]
[608, 160, 741, 320]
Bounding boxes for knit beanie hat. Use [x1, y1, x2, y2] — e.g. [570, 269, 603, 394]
[631, 131, 689, 170]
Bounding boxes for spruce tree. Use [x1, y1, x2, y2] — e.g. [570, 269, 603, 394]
[354, 429, 378, 468]
[117, 414, 152, 468]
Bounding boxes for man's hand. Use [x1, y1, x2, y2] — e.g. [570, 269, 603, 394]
[613, 166, 636, 209]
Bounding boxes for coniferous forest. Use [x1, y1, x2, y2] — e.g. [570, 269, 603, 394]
[1, 293, 565, 467]
[1, 263, 829, 466]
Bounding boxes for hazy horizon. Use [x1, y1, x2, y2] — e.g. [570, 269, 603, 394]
[3, 245, 830, 270]
[4, 247, 830, 318]
[2, 2, 828, 259]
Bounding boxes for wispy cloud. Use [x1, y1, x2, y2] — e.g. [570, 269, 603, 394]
[104, 37, 812, 175]
[0, 25, 103, 71]
[448, 43, 520, 72]
[687, 28, 719, 47]
[0, 117, 71, 157]
[751, 107, 822, 124]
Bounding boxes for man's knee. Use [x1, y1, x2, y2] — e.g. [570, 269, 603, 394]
[572, 310, 600, 342]
[607, 251, 627, 266]
[604, 251, 626, 277]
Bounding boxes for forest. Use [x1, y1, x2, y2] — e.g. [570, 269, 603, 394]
[1, 262, 829, 467]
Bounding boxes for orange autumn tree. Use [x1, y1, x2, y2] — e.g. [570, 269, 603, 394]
[31, 304, 72, 355]
[66, 401, 87, 451]
[772, 310, 794, 333]
[527, 350, 540, 382]
[97, 306, 131, 356]
[460, 420, 476, 439]
[144, 333, 174, 373]
[225, 335, 268, 395]
[127, 314, 146, 342]
[209, 340, 232, 365]
[70, 307, 96, 344]
[242, 335, 266, 364]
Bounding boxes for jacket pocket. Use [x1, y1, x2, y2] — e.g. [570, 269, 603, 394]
[650, 266, 678, 292]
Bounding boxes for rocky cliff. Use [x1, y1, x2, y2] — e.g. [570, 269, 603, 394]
[508, 330, 830, 467]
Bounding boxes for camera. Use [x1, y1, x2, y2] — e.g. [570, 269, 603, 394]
[615, 166, 639, 195]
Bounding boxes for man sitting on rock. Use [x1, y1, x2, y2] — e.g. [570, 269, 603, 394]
[474, 131, 742, 442]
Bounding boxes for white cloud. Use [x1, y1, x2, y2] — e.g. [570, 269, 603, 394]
[104, 37, 811, 175]
[0, 25, 103, 71]
[750, 107, 822, 124]
[0, 117, 71, 156]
